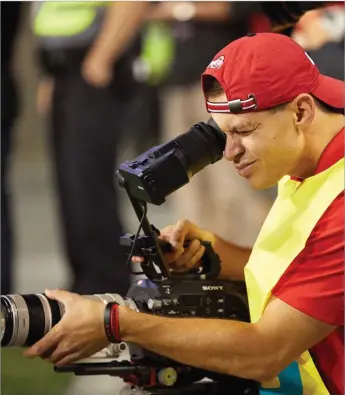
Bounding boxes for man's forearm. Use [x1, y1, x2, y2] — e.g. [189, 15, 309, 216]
[88, 1, 149, 65]
[119, 306, 270, 382]
[206, 231, 251, 281]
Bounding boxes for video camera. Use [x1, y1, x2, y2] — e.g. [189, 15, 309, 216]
[1, 119, 258, 395]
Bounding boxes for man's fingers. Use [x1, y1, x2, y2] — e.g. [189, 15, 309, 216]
[159, 225, 175, 238]
[132, 232, 185, 264]
[37, 344, 59, 360]
[184, 245, 205, 270]
[173, 239, 200, 268]
[159, 233, 180, 252]
[54, 351, 83, 367]
[47, 342, 76, 364]
[133, 220, 195, 266]
[163, 248, 185, 264]
[170, 244, 205, 273]
[131, 256, 144, 263]
[24, 326, 61, 358]
[45, 289, 76, 305]
[170, 220, 189, 246]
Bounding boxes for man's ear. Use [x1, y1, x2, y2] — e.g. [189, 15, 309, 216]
[290, 94, 316, 129]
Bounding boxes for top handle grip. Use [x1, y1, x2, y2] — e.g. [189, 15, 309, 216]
[159, 240, 221, 280]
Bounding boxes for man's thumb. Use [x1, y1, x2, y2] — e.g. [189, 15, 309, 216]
[45, 289, 74, 304]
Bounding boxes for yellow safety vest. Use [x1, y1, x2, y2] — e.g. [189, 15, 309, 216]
[244, 157, 344, 395]
[33, 1, 108, 37]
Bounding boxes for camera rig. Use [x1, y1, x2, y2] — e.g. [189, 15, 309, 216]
[54, 121, 258, 395]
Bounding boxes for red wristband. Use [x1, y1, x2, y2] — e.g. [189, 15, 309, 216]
[110, 303, 121, 342]
[104, 302, 121, 343]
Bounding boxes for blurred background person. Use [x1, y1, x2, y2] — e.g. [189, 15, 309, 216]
[1, 1, 24, 294]
[118, 21, 172, 158]
[292, 3, 344, 80]
[31, 1, 148, 296]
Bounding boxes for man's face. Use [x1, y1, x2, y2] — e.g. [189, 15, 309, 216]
[210, 93, 304, 189]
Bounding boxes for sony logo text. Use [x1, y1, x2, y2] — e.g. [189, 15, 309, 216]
[202, 286, 224, 291]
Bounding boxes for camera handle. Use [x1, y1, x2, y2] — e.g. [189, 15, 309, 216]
[118, 174, 220, 282]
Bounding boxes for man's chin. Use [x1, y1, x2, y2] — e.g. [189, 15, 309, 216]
[247, 175, 278, 190]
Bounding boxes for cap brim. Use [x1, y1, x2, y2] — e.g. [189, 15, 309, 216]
[311, 74, 344, 109]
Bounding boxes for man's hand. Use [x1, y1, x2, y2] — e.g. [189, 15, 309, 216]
[82, 54, 113, 88]
[23, 289, 109, 366]
[36, 77, 54, 116]
[80, 1, 148, 88]
[147, 1, 231, 22]
[133, 218, 250, 281]
[132, 219, 214, 273]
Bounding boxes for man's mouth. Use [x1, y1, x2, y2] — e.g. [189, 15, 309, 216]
[235, 161, 256, 177]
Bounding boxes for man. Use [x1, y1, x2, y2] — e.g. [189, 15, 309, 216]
[24, 33, 344, 395]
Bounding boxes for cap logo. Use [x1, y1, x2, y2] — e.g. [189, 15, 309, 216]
[207, 55, 224, 70]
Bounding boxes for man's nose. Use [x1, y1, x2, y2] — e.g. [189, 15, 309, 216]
[223, 135, 245, 162]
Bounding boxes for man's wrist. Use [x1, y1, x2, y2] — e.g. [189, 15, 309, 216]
[85, 46, 115, 67]
[117, 305, 134, 341]
[104, 302, 121, 343]
[172, 2, 196, 22]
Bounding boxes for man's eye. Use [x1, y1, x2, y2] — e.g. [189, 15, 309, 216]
[234, 130, 253, 136]
[234, 125, 258, 135]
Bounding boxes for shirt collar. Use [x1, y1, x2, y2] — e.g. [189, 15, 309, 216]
[314, 127, 344, 174]
[290, 127, 344, 182]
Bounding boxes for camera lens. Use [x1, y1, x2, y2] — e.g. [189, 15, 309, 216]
[174, 118, 226, 178]
[0, 294, 64, 347]
[0, 293, 123, 348]
[1, 299, 11, 345]
[1, 308, 4, 341]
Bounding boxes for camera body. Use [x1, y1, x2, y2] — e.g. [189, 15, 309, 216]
[132, 279, 249, 322]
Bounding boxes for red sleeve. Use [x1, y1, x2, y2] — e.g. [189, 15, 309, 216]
[272, 192, 344, 326]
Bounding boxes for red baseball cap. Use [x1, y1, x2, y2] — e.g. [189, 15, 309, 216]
[202, 32, 344, 114]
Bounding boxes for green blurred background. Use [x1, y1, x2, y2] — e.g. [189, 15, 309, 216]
[1, 349, 72, 395]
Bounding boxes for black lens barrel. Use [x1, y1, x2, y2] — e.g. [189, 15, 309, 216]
[0, 294, 63, 347]
[21, 295, 47, 346]
[174, 120, 226, 178]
